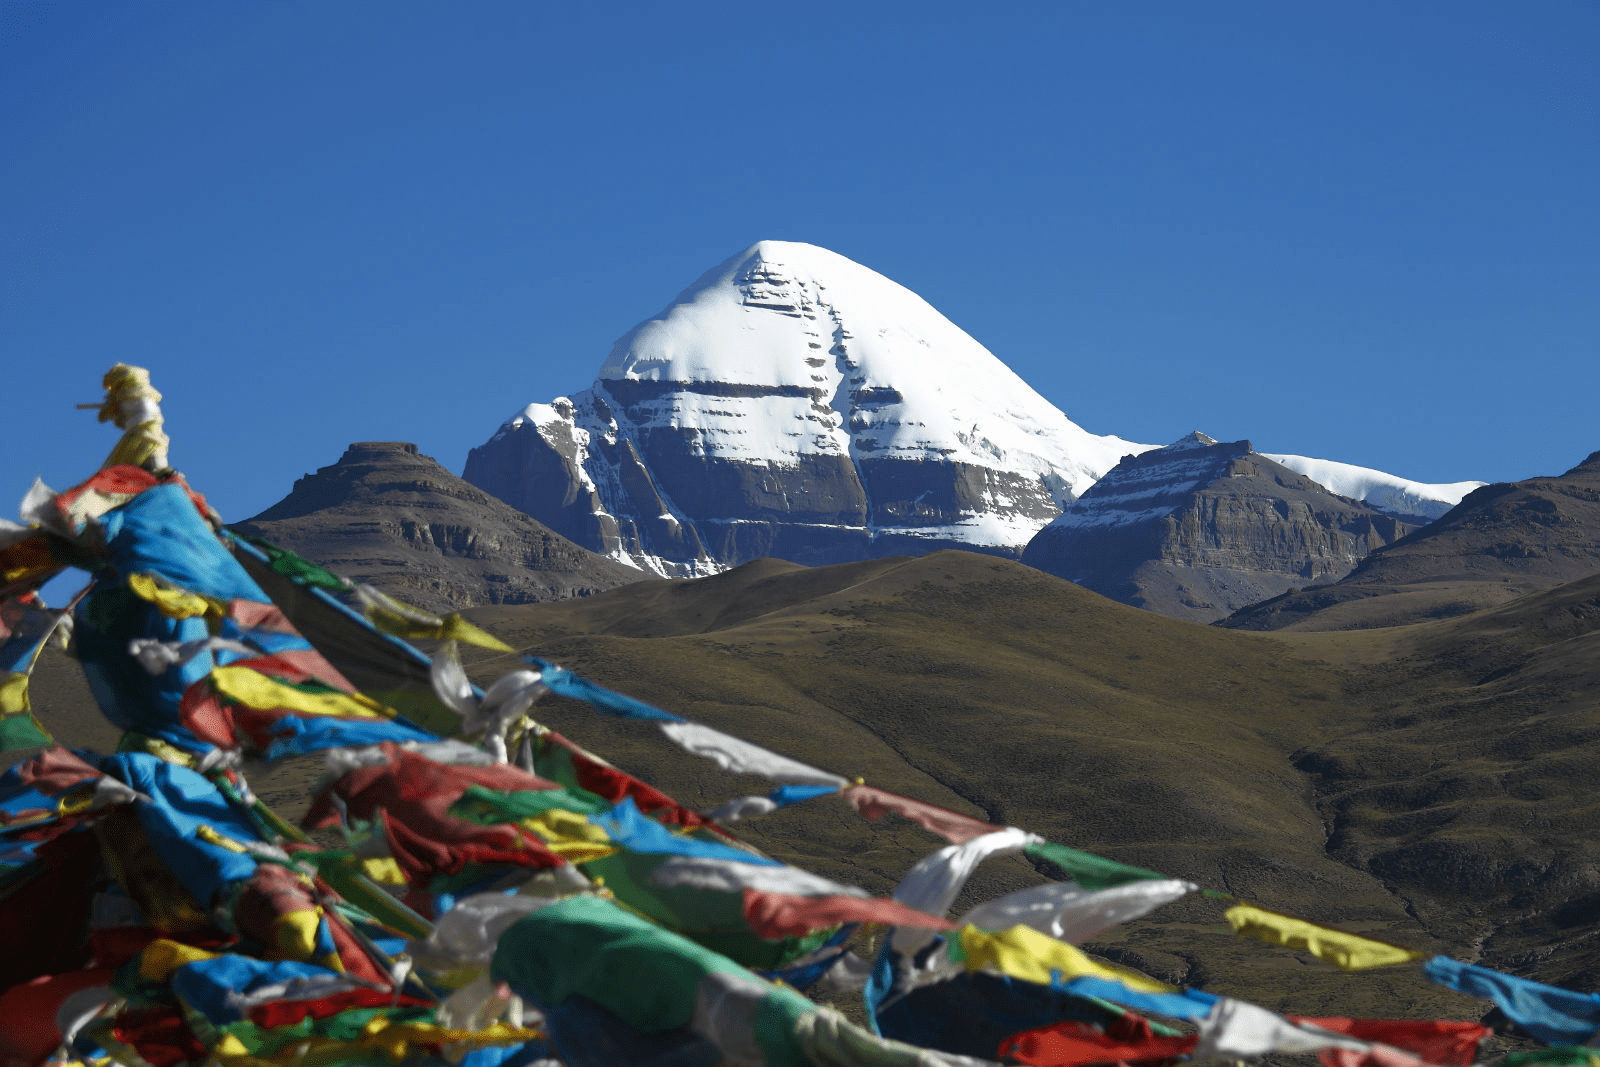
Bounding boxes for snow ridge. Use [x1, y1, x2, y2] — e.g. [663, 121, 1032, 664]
[1264, 454, 1484, 521]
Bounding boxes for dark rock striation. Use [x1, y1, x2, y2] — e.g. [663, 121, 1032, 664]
[463, 241, 1144, 576]
[1221, 449, 1600, 631]
[1021, 433, 1415, 622]
[235, 442, 645, 614]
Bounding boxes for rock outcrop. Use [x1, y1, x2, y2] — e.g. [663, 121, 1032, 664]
[1221, 449, 1600, 631]
[235, 442, 645, 614]
[463, 241, 1149, 575]
[1021, 433, 1415, 622]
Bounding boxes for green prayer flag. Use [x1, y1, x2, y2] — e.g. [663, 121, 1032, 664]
[449, 783, 613, 825]
[1024, 840, 1167, 890]
[0, 707, 52, 751]
[229, 532, 351, 592]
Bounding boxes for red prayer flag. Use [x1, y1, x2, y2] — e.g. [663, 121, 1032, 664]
[741, 888, 957, 939]
[842, 783, 1000, 844]
[1290, 1017, 1489, 1067]
[303, 745, 568, 886]
[1001, 1015, 1198, 1067]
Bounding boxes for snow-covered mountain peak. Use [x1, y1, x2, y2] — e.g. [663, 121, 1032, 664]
[468, 241, 1155, 575]
[593, 240, 1147, 492]
[603, 241, 981, 390]
[466, 240, 1479, 578]
[601, 240, 943, 387]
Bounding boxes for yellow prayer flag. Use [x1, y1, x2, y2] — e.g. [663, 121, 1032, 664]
[103, 420, 170, 471]
[271, 906, 338, 969]
[359, 855, 408, 886]
[521, 808, 619, 863]
[0, 672, 30, 715]
[367, 606, 513, 651]
[357, 584, 513, 651]
[958, 923, 1174, 992]
[138, 938, 220, 982]
[435, 612, 514, 652]
[1225, 903, 1424, 970]
[211, 665, 394, 721]
[127, 571, 217, 619]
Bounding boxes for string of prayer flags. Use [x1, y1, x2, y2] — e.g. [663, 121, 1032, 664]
[229, 532, 353, 593]
[17, 365, 1600, 1067]
[65, 479, 439, 761]
[226, 533, 464, 736]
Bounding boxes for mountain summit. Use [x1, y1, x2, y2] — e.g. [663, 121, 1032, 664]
[464, 241, 1151, 575]
[236, 441, 641, 612]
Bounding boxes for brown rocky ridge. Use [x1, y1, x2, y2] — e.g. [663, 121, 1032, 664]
[1222, 449, 1600, 631]
[1021, 433, 1415, 623]
[234, 441, 646, 614]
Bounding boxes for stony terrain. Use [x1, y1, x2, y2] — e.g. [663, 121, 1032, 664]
[1223, 450, 1600, 631]
[1022, 434, 1415, 622]
[234, 441, 646, 614]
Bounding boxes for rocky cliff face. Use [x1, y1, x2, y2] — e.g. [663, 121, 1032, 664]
[235, 442, 644, 614]
[463, 241, 1148, 576]
[1021, 433, 1415, 622]
[1222, 448, 1600, 631]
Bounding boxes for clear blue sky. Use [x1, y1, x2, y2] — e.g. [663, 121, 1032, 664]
[4, 2, 1596, 527]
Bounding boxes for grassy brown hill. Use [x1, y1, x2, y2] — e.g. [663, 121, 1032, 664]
[1222, 450, 1600, 631]
[445, 549, 1600, 1021]
[22, 547, 1600, 1031]
[234, 441, 644, 614]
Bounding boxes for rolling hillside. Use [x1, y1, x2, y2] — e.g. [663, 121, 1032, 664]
[445, 549, 1600, 1020]
[23, 547, 1599, 1029]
